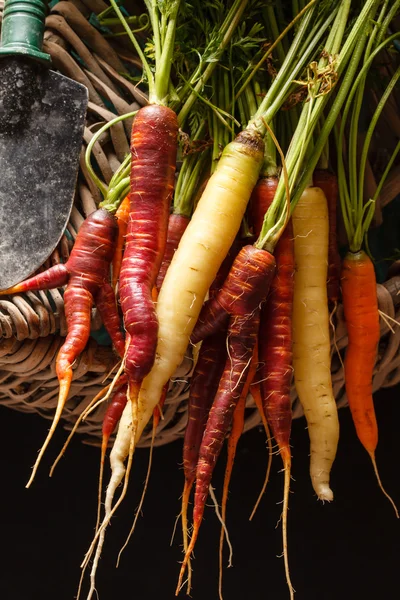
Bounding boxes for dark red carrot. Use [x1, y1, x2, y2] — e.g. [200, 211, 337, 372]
[259, 219, 294, 459]
[119, 104, 178, 400]
[112, 195, 130, 290]
[176, 245, 276, 593]
[248, 176, 279, 238]
[190, 236, 244, 344]
[156, 213, 190, 291]
[95, 281, 125, 358]
[218, 349, 257, 600]
[3, 208, 119, 487]
[181, 329, 227, 591]
[313, 169, 341, 304]
[0, 262, 69, 294]
[250, 176, 295, 597]
[96, 380, 129, 530]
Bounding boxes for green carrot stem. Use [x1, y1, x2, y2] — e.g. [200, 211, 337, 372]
[176, 0, 249, 126]
[375, 0, 400, 48]
[85, 111, 138, 198]
[154, 1, 181, 103]
[109, 0, 154, 97]
[355, 65, 400, 249]
[234, 0, 318, 103]
[250, 5, 339, 134]
[256, 0, 376, 250]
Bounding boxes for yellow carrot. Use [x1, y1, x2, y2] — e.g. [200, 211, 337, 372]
[292, 187, 339, 501]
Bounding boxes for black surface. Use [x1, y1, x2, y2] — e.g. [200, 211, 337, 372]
[0, 57, 87, 290]
[1, 385, 399, 600]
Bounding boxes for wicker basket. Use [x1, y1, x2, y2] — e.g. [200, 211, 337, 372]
[1, 1, 400, 448]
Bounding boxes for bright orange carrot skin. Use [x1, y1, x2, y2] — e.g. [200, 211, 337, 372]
[112, 196, 130, 289]
[314, 170, 341, 304]
[156, 213, 190, 291]
[95, 282, 125, 358]
[119, 104, 178, 384]
[341, 251, 379, 452]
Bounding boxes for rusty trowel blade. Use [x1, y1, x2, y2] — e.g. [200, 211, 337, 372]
[0, 57, 88, 290]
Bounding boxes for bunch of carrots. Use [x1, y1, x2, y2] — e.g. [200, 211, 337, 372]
[1, 0, 400, 598]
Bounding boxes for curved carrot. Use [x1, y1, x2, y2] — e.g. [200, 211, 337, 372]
[156, 213, 190, 291]
[176, 245, 276, 593]
[112, 195, 130, 290]
[119, 104, 178, 399]
[313, 169, 341, 304]
[341, 251, 398, 516]
[95, 282, 125, 358]
[3, 208, 118, 487]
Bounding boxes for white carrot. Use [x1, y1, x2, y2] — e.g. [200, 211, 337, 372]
[292, 187, 340, 501]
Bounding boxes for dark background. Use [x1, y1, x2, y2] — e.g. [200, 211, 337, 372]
[1, 386, 399, 600]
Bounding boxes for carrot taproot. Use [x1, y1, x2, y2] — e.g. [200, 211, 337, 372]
[259, 224, 294, 599]
[313, 169, 341, 305]
[218, 350, 257, 600]
[341, 251, 398, 515]
[95, 281, 125, 358]
[292, 187, 339, 502]
[0, 208, 118, 487]
[119, 104, 178, 400]
[176, 244, 276, 593]
[116, 383, 168, 567]
[156, 213, 190, 291]
[112, 195, 130, 289]
[181, 329, 227, 592]
[98, 381, 128, 528]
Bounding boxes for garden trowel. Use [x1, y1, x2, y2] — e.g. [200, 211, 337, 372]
[0, 0, 88, 290]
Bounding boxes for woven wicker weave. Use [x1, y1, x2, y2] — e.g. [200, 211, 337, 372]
[1, 2, 400, 448]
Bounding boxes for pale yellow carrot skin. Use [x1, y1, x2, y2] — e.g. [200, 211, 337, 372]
[292, 187, 339, 501]
[136, 130, 265, 440]
[95, 129, 265, 543]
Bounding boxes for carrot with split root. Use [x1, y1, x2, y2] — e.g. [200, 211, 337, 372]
[0, 208, 118, 487]
[176, 245, 276, 594]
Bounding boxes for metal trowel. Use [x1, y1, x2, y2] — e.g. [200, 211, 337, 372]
[0, 0, 88, 290]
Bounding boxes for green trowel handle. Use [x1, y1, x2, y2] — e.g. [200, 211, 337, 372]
[0, 0, 51, 64]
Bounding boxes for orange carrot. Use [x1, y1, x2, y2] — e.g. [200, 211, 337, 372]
[341, 250, 398, 515]
[112, 195, 130, 289]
